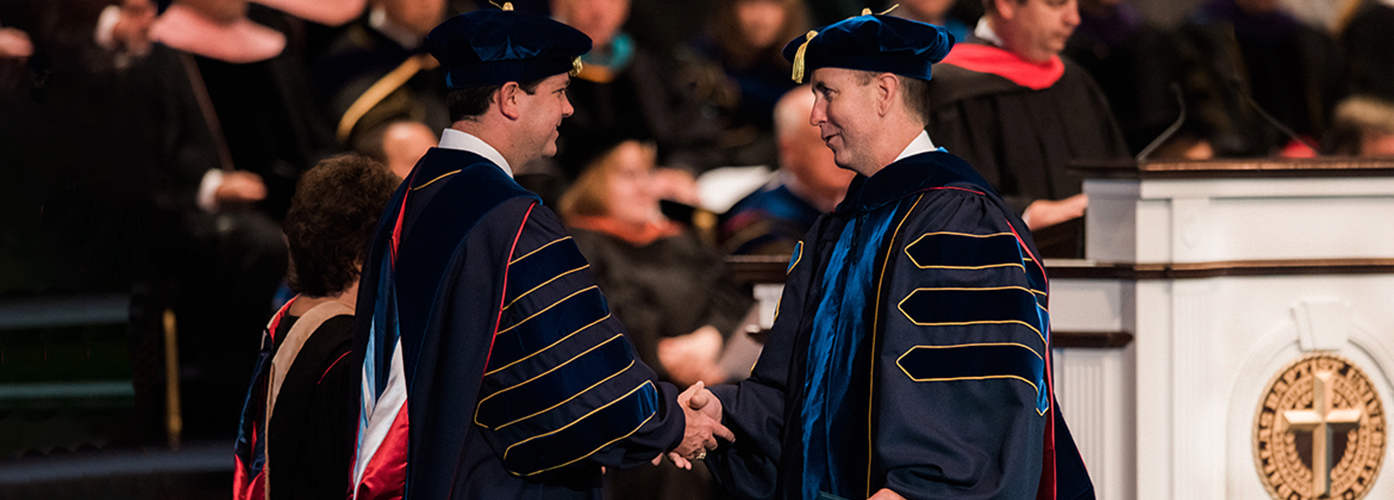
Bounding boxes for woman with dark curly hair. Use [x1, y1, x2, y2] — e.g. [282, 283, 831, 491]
[234, 154, 399, 500]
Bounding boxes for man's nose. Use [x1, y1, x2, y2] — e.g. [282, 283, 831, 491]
[1063, 2, 1081, 28]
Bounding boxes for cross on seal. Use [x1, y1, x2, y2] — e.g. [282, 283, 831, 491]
[1283, 370, 1365, 498]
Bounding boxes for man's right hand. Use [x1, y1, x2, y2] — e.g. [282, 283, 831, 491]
[1023, 193, 1087, 230]
[0, 28, 33, 59]
[666, 382, 733, 470]
[214, 171, 268, 205]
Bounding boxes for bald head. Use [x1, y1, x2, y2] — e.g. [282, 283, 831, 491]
[774, 86, 854, 212]
[774, 85, 817, 143]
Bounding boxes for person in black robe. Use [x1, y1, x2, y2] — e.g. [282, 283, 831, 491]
[559, 139, 754, 500]
[1064, 0, 1186, 155]
[560, 139, 753, 388]
[234, 154, 398, 500]
[693, 13, 1093, 500]
[1178, 0, 1343, 156]
[1340, 0, 1394, 103]
[693, 0, 809, 167]
[348, 9, 730, 498]
[141, 0, 336, 437]
[549, 0, 722, 178]
[924, 0, 1128, 244]
[312, 0, 450, 149]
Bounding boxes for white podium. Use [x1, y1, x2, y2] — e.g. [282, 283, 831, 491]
[1050, 159, 1394, 500]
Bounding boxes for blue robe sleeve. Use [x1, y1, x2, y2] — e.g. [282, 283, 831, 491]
[705, 232, 822, 499]
[875, 189, 1048, 499]
[473, 203, 685, 478]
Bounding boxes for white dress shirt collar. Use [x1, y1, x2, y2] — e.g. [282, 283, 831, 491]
[975, 17, 1005, 47]
[438, 128, 513, 178]
[894, 130, 938, 163]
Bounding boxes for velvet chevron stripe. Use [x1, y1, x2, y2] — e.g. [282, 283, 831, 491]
[490, 287, 610, 369]
[501, 380, 659, 476]
[894, 343, 1045, 395]
[903, 231, 1024, 270]
[474, 333, 633, 428]
[896, 286, 1046, 348]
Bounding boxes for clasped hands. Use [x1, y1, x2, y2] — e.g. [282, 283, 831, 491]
[658, 381, 733, 470]
[650, 382, 907, 500]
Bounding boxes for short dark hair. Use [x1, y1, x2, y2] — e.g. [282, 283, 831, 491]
[982, 0, 1028, 16]
[852, 70, 930, 125]
[446, 78, 547, 122]
[284, 154, 400, 297]
[900, 76, 930, 125]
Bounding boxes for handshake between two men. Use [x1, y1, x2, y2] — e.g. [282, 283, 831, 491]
[662, 381, 731, 470]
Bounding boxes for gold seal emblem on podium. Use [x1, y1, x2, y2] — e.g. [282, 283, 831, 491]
[1254, 353, 1386, 500]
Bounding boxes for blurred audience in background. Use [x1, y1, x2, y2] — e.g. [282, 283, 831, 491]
[721, 86, 852, 256]
[560, 139, 752, 389]
[1338, 0, 1394, 104]
[1065, 0, 1185, 155]
[559, 138, 753, 500]
[1178, 0, 1342, 157]
[697, 0, 809, 167]
[1329, 95, 1394, 157]
[926, 0, 1129, 241]
[354, 118, 438, 179]
[4, 0, 1394, 491]
[314, 0, 449, 149]
[549, 0, 722, 181]
[888, 0, 974, 41]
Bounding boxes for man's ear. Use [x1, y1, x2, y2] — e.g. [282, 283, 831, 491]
[875, 73, 899, 117]
[995, 0, 1017, 21]
[497, 82, 523, 120]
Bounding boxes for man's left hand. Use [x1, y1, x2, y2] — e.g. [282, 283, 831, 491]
[666, 382, 732, 469]
[868, 488, 906, 500]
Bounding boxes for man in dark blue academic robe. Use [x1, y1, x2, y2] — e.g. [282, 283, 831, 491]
[348, 7, 729, 499]
[688, 12, 1095, 500]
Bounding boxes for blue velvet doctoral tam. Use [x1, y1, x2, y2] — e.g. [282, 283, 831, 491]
[706, 150, 1094, 500]
[426, 9, 592, 88]
[781, 13, 954, 82]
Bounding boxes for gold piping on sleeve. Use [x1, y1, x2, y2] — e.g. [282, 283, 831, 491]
[903, 232, 1022, 270]
[502, 265, 590, 311]
[894, 343, 1044, 413]
[503, 380, 656, 463]
[518, 407, 656, 477]
[474, 333, 623, 422]
[483, 313, 610, 377]
[496, 285, 598, 335]
[490, 360, 636, 431]
[510, 236, 573, 265]
[914, 231, 1013, 238]
[895, 286, 1047, 347]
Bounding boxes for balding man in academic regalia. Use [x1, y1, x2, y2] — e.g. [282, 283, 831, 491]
[689, 11, 1095, 500]
[925, 0, 1128, 240]
[346, 6, 731, 499]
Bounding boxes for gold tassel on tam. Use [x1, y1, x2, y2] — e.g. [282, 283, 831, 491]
[489, 1, 514, 11]
[791, 30, 818, 83]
